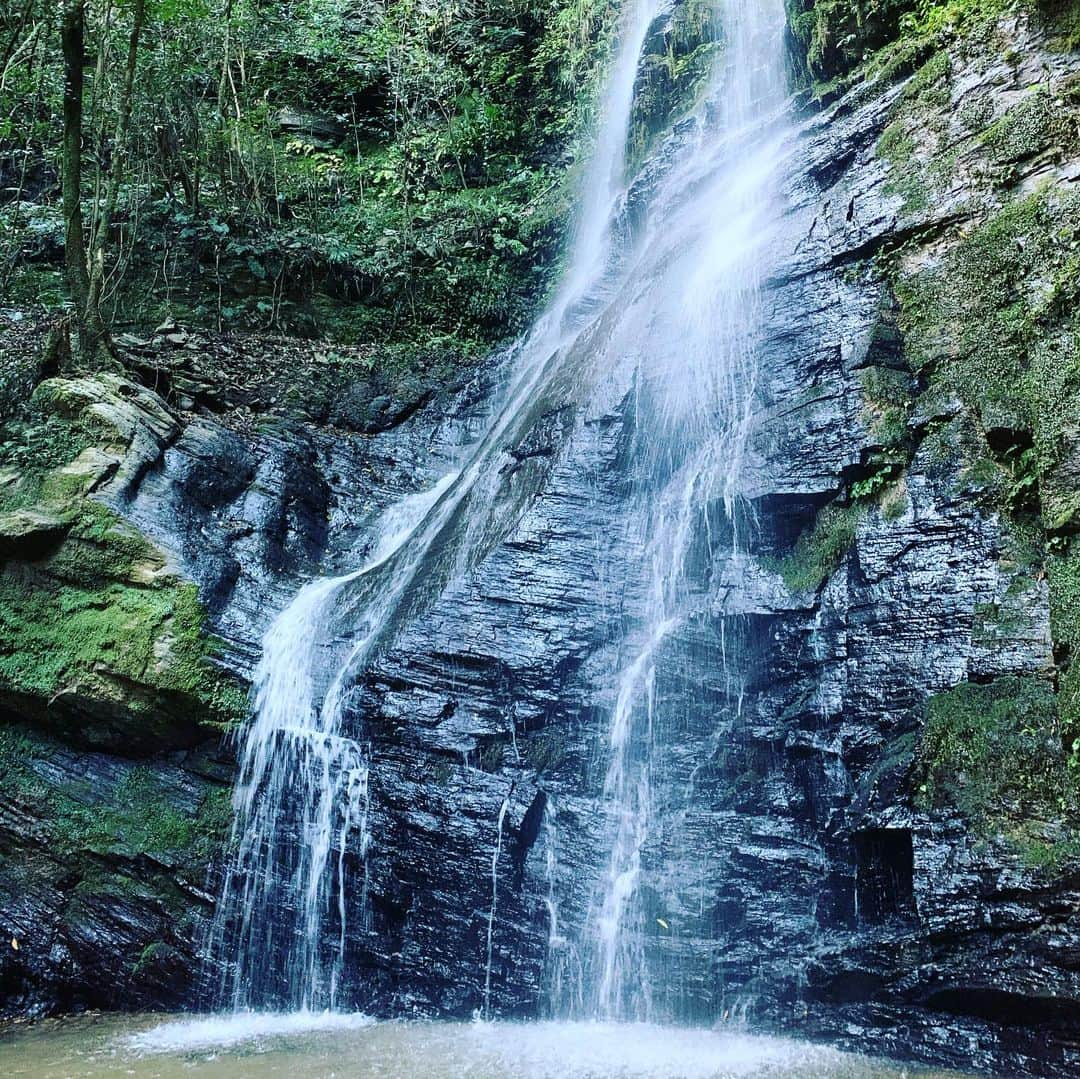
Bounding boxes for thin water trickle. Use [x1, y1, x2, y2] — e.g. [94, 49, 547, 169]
[484, 796, 512, 1021]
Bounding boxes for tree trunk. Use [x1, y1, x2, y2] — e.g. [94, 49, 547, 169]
[61, 0, 92, 358]
[85, 0, 146, 350]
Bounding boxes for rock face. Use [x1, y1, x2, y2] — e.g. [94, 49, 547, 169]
[2, 6, 1080, 1079]
[0, 343, 490, 1017]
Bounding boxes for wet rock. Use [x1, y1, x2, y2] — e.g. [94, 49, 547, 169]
[2, 10, 1080, 1079]
[0, 509, 70, 559]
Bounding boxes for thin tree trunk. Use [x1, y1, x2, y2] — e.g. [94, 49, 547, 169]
[85, 0, 146, 353]
[61, 0, 92, 357]
[0, 0, 35, 76]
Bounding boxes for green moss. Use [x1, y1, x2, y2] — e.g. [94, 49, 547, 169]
[75, 770, 232, 866]
[625, 1, 723, 173]
[1022, 833, 1080, 869]
[972, 597, 1028, 641]
[0, 511, 246, 740]
[0, 725, 233, 876]
[873, 39, 959, 215]
[959, 455, 1006, 492]
[981, 87, 1078, 183]
[770, 502, 863, 592]
[859, 363, 914, 456]
[42, 501, 161, 585]
[895, 182, 1080, 546]
[0, 385, 247, 738]
[1035, 0, 1080, 49]
[890, 178, 1080, 805]
[898, 186, 1078, 417]
[0, 565, 240, 725]
[132, 941, 170, 976]
[877, 120, 932, 214]
[917, 676, 1079, 870]
[904, 49, 952, 106]
[878, 121, 917, 167]
[881, 482, 910, 520]
[1047, 542, 1080, 740]
[0, 412, 95, 513]
[528, 730, 569, 774]
[859, 363, 910, 407]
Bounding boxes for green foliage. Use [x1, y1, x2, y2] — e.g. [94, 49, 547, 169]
[0, 412, 95, 506]
[892, 166, 1080, 771]
[784, 0, 1076, 91]
[903, 48, 952, 104]
[851, 464, 898, 500]
[1, 0, 629, 352]
[1047, 542, 1080, 743]
[872, 46, 960, 213]
[0, 567, 244, 732]
[771, 502, 863, 592]
[917, 677, 1079, 870]
[880, 482, 910, 520]
[784, 0, 921, 83]
[896, 186, 1080, 447]
[1035, 0, 1080, 48]
[897, 0, 1011, 38]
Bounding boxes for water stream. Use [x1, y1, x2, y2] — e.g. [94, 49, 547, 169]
[208, 0, 672, 1014]
[211, 0, 793, 1028]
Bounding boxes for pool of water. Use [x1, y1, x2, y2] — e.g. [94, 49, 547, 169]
[0, 1013, 979, 1079]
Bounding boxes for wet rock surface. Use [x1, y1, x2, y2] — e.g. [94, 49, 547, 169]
[1, 10, 1080, 1079]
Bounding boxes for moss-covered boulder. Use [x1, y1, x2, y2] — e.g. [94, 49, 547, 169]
[0, 378, 246, 754]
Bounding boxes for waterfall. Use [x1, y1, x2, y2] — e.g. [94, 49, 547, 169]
[207, 473, 459, 1012]
[568, 0, 792, 1022]
[208, 0, 668, 1014]
[209, 0, 791, 1019]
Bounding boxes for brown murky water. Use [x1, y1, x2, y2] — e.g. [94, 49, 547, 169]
[0, 1013, 979, 1079]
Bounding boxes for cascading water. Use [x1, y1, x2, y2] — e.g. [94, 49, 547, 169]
[208, 474, 459, 1012]
[209, 0, 792, 1021]
[565, 0, 793, 1021]
[208, 0, 669, 1014]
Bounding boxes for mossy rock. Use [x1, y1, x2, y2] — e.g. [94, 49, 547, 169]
[917, 675, 1080, 871]
[767, 501, 864, 593]
[785, 0, 919, 83]
[0, 384, 247, 754]
[626, 0, 723, 172]
[0, 725, 233, 879]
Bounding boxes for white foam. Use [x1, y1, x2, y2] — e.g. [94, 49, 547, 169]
[126, 1010, 374, 1053]
[468, 1022, 840, 1078]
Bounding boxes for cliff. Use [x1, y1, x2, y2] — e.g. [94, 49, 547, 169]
[1, 2, 1080, 1076]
